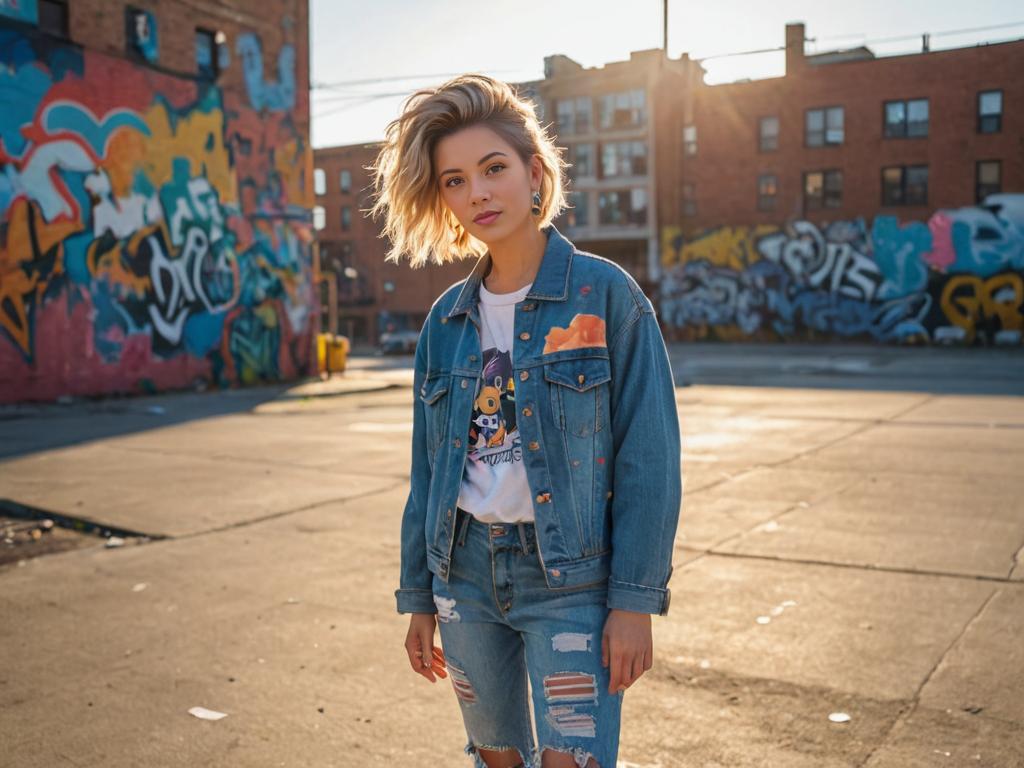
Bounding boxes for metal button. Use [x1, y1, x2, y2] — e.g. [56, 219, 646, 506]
[577, 374, 585, 384]
[519, 370, 529, 381]
[607, 490, 613, 499]
[519, 332, 530, 340]
[572, 459, 580, 466]
[461, 379, 468, 388]
[469, 354, 477, 361]
[446, 508, 452, 519]
[522, 406, 532, 417]
[528, 441, 539, 451]
[550, 569, 560, 577]
[535, 492, 551, 503]
[523, 302, 536, 311]
[453, 438, 461, 447]
[441, 317, 448, 324]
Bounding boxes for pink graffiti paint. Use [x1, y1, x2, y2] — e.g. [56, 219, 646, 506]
[579, 284, 591, 295]
[925, 212, 955, 271]
[596, 457, 605, 465]
[542, 672, 598, 704]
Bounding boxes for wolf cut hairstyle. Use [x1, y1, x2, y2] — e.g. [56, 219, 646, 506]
[368, 73, 569, 268]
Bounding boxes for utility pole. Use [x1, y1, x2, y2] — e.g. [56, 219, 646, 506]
[663, 0, 669, 54]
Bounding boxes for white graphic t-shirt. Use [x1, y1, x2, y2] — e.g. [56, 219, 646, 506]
[456, 279, 535, 524]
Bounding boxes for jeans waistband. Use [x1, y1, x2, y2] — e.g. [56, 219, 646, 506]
[455, 506, 535, 553]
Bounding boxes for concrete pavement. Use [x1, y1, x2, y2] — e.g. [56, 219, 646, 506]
[1, 345, 1022, 767]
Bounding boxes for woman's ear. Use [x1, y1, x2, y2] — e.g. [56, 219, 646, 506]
[530, 154, 543, 190]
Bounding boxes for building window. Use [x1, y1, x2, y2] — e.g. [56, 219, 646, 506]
[682, 183, 696, 217]
[38, 0, 69, 37]
[341, 206, 352, 231]
[881, 165, 928, 206]
[314, 168, 326, 196]
[803, 169, 842, 211]
[313, 206, 326, 231]
[600, 141, 647, 178]
[805, 106, 844, 147]
[556, 96, 592, 135]
[598, 189, 647, 226]
[976, 160, 1001, 202]
[195, 28, 222, 79]
[126, 8, 159, 64]
[566, 190, 588, 227]
[757, 174, 777, 211]
[599, 89, 646, 130]
[683, 124, 697, 156]
[978, 90, 1003, 133]
[340, 169, 352, 193]
[567, 143, 594, 181]
[759, 116, 779, 152]
[884, 98, 929, 138]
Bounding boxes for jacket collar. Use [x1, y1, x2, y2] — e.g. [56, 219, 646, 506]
[446, 223, 574, 318]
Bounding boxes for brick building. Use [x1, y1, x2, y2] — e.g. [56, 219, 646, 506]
[313, 20, 1021, 348]
[313, 142, 469, 346]
[684, 22, 1022, 230]
[0, 0, 315, 403]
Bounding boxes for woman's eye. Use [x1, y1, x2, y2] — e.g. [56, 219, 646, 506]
[445, 177, 461, 188]
[487, 164, 505, 174]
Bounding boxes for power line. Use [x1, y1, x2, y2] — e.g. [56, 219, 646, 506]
[312, 67, 536, 91]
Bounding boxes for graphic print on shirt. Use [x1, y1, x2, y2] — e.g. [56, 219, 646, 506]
[466, 347, 522, 467]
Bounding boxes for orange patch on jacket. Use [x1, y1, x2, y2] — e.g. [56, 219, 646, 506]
[543, 314, 607, 354]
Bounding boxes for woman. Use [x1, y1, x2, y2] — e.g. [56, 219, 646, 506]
[369, 74, 682, 768]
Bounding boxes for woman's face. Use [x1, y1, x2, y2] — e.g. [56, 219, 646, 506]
[434, 123, 541, 242]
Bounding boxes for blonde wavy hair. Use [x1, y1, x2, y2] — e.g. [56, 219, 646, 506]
[368, 73, 569, 268]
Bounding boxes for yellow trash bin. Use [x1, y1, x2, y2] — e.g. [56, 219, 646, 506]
[327, 334, 349, 373]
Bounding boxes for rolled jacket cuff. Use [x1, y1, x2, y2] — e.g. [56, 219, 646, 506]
[395, 588, 437, 614]
[606, 577, 672, 616]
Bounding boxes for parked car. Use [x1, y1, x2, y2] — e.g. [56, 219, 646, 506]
[379, 329, 419, 355]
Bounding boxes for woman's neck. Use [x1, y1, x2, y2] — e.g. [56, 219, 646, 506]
[482, 222, 547, 294]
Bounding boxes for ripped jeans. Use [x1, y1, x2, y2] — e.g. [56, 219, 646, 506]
[432, 506, 623, 768]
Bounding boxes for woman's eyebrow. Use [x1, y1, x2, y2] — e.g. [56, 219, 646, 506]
[439, 151, 507, 177]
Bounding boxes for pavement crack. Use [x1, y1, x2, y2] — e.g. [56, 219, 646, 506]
[173, 479, 410, 541]
[856, 587, 1000, 768]
[691, 548, 1023, 586]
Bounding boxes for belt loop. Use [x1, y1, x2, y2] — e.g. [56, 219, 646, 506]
[516, 522, 529, 553]
[456, 508, 471, 546]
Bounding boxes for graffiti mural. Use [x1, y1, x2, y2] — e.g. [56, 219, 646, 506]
[0, 25, 314, 403]
[660, 195, 1024, 345]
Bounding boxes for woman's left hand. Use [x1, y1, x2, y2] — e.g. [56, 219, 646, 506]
[601, 609, 653, 694]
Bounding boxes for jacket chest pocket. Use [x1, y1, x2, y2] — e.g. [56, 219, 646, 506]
[543, 356, 612, 437]
[419, 373, 451, 452]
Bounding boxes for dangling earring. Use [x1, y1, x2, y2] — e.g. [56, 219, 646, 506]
[530, 190, 542, 216]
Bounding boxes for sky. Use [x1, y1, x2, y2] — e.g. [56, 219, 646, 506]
[310, 0, 1023, 148]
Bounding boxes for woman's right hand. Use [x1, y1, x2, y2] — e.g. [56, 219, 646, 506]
[405, 613, 447, 682]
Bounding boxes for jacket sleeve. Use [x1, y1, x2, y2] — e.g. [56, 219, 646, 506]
[394, 317, 438, 615]
[605, 299, 682, 616]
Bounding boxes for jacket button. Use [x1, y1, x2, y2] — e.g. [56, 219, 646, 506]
[469, 354, 477, 361]
[453, 438, 461, 447]
[528, 441, 539, 450]
[519, 370, 529, 381]
[522, 406, 532, 417]
[577, 374, 585, 384]
[607, 490, 613, 499]
[519, 332, 530, 340]
[535, 492, 551, 503]
[550, 569, 560, 577]
[447, 508, 452, 519]
[441, 317, 448, 324]
[461, 379, 468, 388]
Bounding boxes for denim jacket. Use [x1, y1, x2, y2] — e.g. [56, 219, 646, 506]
[395, 223, 682, 616]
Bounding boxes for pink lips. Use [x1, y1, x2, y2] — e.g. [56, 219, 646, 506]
[474, 211, 501, 225]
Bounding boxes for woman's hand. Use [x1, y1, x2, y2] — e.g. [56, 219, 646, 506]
[404, 613, 448, 682]
[602, 608, 653, 694]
